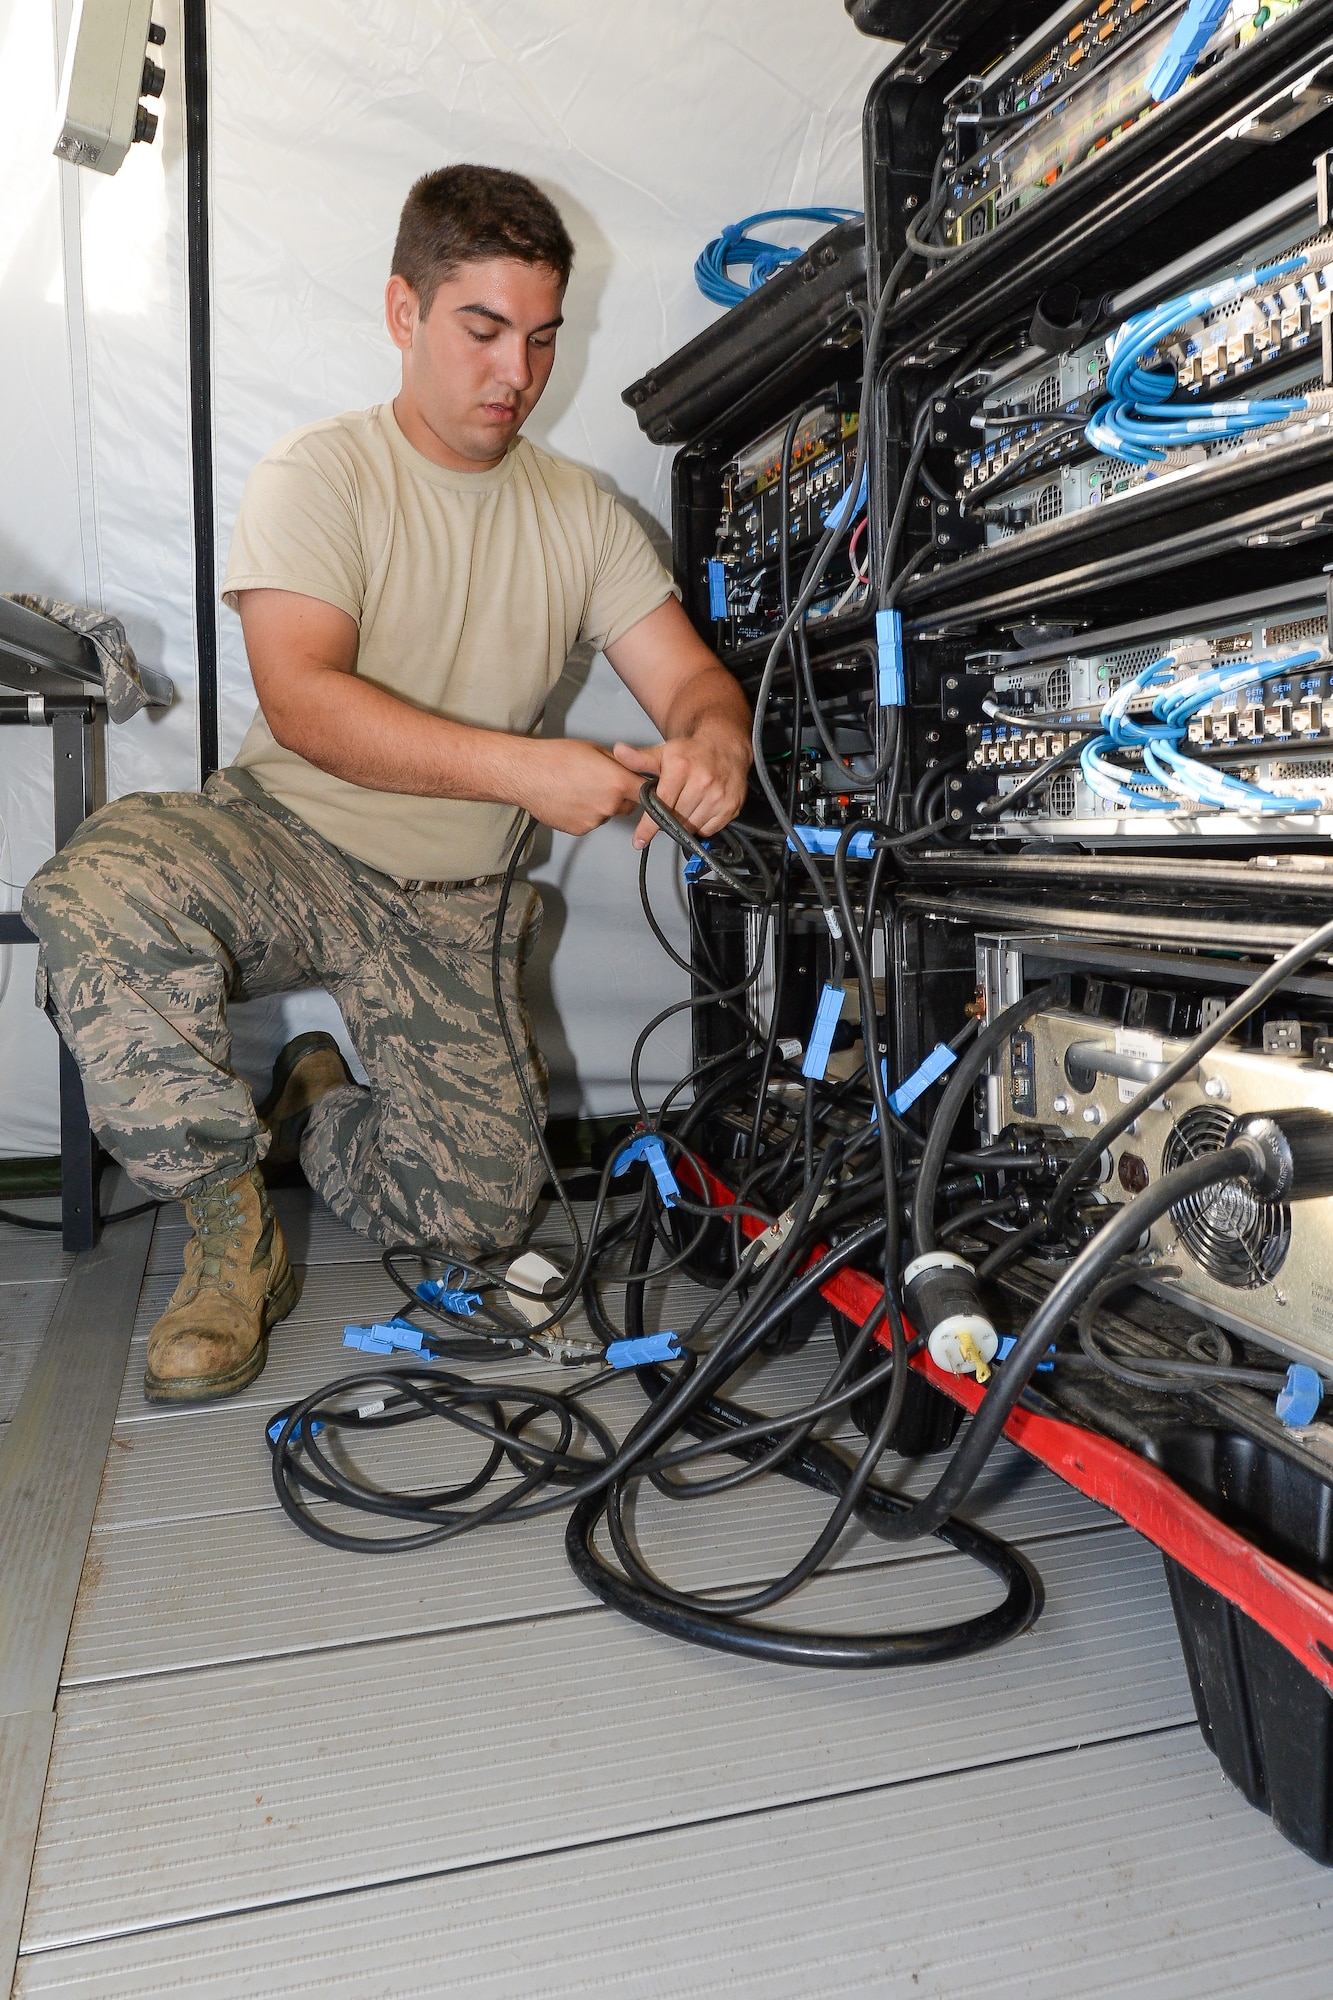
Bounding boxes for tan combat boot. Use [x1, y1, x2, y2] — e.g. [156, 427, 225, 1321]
[144, 1165, 299, 1402]
[257, 1031, 353, 1173]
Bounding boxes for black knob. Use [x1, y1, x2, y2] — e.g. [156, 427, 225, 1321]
[132, 105, 158, 145]
[147, 19, 165, 41]
[141, 57, 165, 97]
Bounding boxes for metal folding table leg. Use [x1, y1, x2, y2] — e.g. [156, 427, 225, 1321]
[48, 706, 99, 1253]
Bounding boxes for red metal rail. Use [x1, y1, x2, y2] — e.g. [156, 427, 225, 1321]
[701, 1166, 1333, 1692]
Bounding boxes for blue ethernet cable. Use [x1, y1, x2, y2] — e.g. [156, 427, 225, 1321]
[1086, 245, 1333, 465]
[1086, 646, 1326, 814]
[694, 208, 862, 308]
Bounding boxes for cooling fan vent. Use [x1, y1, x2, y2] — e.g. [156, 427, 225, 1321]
[1044, 665, 1072, 709]
[1160, 1105, 1291, 1289]
[1046, 771, 1078, 817]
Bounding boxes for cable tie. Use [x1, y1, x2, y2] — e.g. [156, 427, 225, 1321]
[605, 1332, 683, 1368]
[612, 1133, 681, 1206]
[1276, 1362, 1323, 1428]
[876, 608, 905, 708]
[802, 983, 846, 1081]
[415, 1276, 483, 1315]
[888, 1042, 957, 1115]
[788, 824, 876, 859]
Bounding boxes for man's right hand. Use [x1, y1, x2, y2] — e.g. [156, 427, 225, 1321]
[517, 738, 646, 836]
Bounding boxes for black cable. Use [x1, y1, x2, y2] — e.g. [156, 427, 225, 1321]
[973, 737, 1087, 820]
[1073, 1267, 1288, 1394]
[852, 1146, 1266, 1547]
[0, 1192, 162, 1233]
[912, 981, 1061, 1261]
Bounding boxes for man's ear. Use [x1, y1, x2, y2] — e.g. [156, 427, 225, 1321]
[384, 274, 419, 355]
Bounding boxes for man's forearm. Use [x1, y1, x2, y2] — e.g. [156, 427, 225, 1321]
[263, 661, 535, 803]
[657, 661, 752, 752]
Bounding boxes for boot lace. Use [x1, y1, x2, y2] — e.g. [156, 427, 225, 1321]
[191, 1181, 248, 1281]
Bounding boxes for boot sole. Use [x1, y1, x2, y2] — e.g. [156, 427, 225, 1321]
[142, 1261, 301, 1405]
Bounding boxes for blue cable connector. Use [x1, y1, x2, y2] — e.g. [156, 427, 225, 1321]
[343, 1319, 435, 1358]
[605, 1332, 683, 1369]
[1276, 1363, 1324, 1429]
[1148, 0, 1232, 101]
[415, 1274, 483, 1315]
[788, 825, 876, 859]
[802, 983, 846, 1082]
[876, 609, 905, 708]
[888, 1043, 957, 1116]
[613, 1132, 681, 1207]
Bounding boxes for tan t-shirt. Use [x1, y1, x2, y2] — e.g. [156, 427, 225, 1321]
[221, 401, 676, 879]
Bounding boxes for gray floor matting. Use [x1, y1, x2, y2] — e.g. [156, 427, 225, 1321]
[9, 1185, 1333, 1991]
[27, 1530, 1189, 1949]
[15, 1731, 1333, 2000]
[0, 1286, 62, 1428]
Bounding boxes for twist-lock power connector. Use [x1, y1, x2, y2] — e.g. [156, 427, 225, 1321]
[903, 1250, 999, 1380]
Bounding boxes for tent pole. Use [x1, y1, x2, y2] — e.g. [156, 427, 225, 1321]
[182, 0, 219, 780]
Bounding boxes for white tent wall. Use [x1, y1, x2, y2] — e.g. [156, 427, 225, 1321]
[0, 0, 199, 1155]
[0, 0, 887, 1151]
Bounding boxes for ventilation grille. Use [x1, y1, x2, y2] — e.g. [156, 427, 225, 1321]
[1044, 665, 1072, 708]
[1264, 615, 1328, 648]
[1046, 771, 1078, 817]
[1031, 370, 1063, 416]
[1273, 758, 1333, 781]
[1035, 482, 1064, 524]
[1161, 1106, 1290, 1289]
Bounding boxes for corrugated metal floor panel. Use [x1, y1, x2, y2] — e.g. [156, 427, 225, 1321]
[0, 1283, 63, 1423]
[63, 1445, 1112, 1682]
[115, 1260, 717, 1424]
[24, 1530, 1190, 1949]
[144, 1190, 379, 1277]
[13, 1185, 1333, 1992]
[16, 1730, 1333, 2000]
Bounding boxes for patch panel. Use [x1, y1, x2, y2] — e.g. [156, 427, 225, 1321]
[976, 357, 1327, 543]
[948, 588, 1333, 839]
[941, 201, 1333, 526]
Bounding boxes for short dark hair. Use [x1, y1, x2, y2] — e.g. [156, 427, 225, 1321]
[391, 165, 574, 316]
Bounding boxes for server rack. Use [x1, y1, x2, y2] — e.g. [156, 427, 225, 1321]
[625, 0, 1333, 1861]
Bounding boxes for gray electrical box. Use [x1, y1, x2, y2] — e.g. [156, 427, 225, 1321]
[53, 0, 165, 175]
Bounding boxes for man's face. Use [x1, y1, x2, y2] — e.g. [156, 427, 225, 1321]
[385, 256, 565, 468]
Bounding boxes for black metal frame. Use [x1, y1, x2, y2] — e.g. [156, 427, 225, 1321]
[183, 0, 219, 782]
[0, 696, 102, 1251]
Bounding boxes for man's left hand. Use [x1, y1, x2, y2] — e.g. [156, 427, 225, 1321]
[613, 733, 750, 850]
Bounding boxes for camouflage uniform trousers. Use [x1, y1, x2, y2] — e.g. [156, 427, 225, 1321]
[21, 768, 547, 1254]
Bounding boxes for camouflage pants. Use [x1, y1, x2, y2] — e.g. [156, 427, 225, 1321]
[22, 769, 547, 1253]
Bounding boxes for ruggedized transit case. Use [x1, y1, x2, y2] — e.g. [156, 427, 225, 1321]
[627, 0, 1333, 1862]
